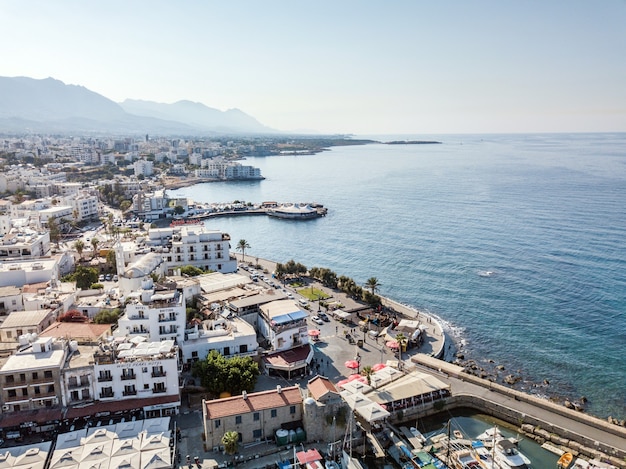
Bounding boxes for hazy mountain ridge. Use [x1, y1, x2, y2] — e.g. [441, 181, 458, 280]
[0, 76, 273, 135]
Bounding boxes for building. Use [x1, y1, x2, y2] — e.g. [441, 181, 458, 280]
[202, 385, 303, 450]
[0, 310, 56, 342]
[0, 227, 51, 260]
[147, 225, 237, 274]
[181, 316, 258, 365]
[134, 159, 154, 177]
[0, 258, 61, 288]
[0, 286, 24, 323]
[132, 189, 169, 221]
[0, 337, 67, 412]
[116, 278, 186, 344]
[92, 339, 180, 418]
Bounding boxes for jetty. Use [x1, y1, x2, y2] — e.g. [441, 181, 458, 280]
[184, 202, 328, 221]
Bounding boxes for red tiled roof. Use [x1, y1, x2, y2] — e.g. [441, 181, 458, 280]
[65, 395, 180, 419]
[307, 376, 338, 401]
[264, 344, 311, 367]
[205, 386, 302, 419]
[0, 407, 62, 428]
[297, 449, 322, 464]
[40, 322, 113, 341]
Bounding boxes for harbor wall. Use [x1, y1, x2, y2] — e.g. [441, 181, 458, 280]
[408, 354, 626, 468]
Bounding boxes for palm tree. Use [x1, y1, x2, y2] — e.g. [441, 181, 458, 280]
[361, 365, 374, 385]
[221, 430, 239, 464]
[395, 332, 408, 359]
[236, 239, 251, 262]
[365, 277, 381, 295]
[74, 240, 85, 260]
[90, 238, 100, 259]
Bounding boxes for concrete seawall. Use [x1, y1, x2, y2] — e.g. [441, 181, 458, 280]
[408, 354, 626, 468]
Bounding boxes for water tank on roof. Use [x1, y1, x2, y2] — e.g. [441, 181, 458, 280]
[276, 429, 289, 446]
[70, 341, 78, 352]
[18, 335, 30, 346]
[29, 333, 38, 342]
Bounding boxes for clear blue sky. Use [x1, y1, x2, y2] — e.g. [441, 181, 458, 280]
[1, 0, 625, 134]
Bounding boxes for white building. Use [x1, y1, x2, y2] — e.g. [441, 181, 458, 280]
[0, 258, 61, 288]
[133, 159, 154, 177]
[181, 316, 258, 365]
[133, 190, 169, 221]
[147, 225, 237, 274]
[257, 299, 310, 352]
[0, 228, 51, 260]
[63, 193, 99, 222]
[116, 281, 186, 344]
[93, 339, 180, 416]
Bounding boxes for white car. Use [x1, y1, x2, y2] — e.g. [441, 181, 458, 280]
[311, 316, 324, 325]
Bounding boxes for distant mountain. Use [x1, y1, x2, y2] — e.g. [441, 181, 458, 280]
[120, 99, 273, 134]
[0, 76, 273, 135]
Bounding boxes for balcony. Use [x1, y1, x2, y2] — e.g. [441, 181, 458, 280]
[68, 380, 90, 389]
[97, 376, 113, 382]
[99, 390, 114, 399]
[121, 374, 136, 381]
[152, 387, 167, 394]
[151, 371, 166, 378]
[123, 390, 137, 396]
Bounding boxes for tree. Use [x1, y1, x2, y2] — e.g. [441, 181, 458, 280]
[180, 265, 204, 277]
[395, 332, 408, 359]
[73, 266, 99, 289]
[74, 240, 85, 260]
[106, 250, 117, 272]
[90, 238, 100, 258]
[94, 309, 121, 324]
[48, 217, 61, 247]
[236, 239, 250, 262]
[173, 205, 185, 215]
[58, 310, 89, 322]
[221, 431, 239, 462]
[365, 277, 381, 295]
[361, 365, 374, 385]
[192, 350, 260, 396]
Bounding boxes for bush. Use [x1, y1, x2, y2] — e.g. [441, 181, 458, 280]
[90, 283, 104, 290]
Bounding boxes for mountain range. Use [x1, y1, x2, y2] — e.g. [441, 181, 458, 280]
[0, 76, 274, 135]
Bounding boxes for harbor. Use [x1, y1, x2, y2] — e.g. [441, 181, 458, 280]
[183, 202, 328, 221]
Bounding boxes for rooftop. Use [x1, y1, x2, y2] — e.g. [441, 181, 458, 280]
[0, 309, 53, 328]
[205, 385, 303, 419]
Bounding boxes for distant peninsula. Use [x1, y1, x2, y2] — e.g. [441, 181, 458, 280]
[385, 140, 442, 145]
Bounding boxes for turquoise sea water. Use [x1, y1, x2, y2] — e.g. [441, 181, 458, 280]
[170, 133, 626, 421]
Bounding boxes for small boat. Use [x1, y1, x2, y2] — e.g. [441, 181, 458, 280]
[557, 452, 573, 469]
[493, 439, 530, 469]
[453, 429, 464, 439]
[410, 426, 428, 444]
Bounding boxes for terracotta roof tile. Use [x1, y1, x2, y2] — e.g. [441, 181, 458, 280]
[307, 376, 338, 401]
[205, 386, 302, 419]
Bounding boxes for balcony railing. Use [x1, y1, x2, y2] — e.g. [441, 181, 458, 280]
[99, 391, 114, 398]
[98, 376, 113, 382]
[68, 380, 90, 389]
[123, 390, 137, 396]
[121, 374, 136, 381]
[152, 387, 167, 394]
[151, 371, 166, 378]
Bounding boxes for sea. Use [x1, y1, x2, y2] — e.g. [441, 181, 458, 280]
[169, 133, 626, 427]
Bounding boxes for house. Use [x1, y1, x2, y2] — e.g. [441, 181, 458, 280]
[202, 385, 303, 450]
[0, 310, 56, 342]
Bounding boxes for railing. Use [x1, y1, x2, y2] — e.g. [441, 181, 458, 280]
[121, 374, 136, 381]
[68, 380, 90, 389]
[152, 388, 167, 394]
[97, 376, 113, 382]
[123, 390, 137, 396]
[151, 371, 166, 378]
[99, 391, 114, 398]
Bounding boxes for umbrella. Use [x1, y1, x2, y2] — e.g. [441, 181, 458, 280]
[308, 329, 320, 337]
[372, 363, 387, 371]
[348, 374, 366, 382]
[336, 379, 350, 387]
[345, 360, 360, 369]
[386, 340, 399, 349]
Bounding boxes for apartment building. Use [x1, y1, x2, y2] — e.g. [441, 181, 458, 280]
[0, 337, 67, 412]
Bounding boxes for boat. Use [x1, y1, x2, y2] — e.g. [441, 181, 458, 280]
[476, 427, 504, 443]
[557, 452, 573, 468]
[453, 429, 464, 439]
[169, 218, 204, 227]
[470, 440, 497, 469]
[453, 449, 483, 468]
[493, 439, 530, 469]
[410, 426, 428, 444]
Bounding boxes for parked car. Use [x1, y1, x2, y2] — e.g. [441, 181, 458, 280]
[112, 275, 118, 282]
[311, 316, 324, 325]
[98, 274, 105, 282]
[318, 312, 330, 322]
[105, 274, 112, 281]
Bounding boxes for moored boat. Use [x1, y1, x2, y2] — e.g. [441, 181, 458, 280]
[493, 439, 530, 469]
[557, 452, 573, 468]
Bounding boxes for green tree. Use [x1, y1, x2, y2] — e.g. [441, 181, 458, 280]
[365, 277, 381, 295]
[361, 365, 374, 385]
[236, 239, 251, 262]
[90, 238, 100, 258]
[73, 266, 99, 289]
[221, 431, 239, 463]
[192, 350, 260, 396]
[48, 217, 61, 247]
[106, 250, 117, 272]
[180, 265, 204, 277]
[173, 205, 185, 215]
[94, 309, 121, 324]
[395, 332, 408, 359]
[74, 240, 85, 260]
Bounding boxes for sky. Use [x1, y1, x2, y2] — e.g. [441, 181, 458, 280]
[1, 0, 625, 135]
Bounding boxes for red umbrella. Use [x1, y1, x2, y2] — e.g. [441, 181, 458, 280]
[348, 374, 364, 382]
[308, 329, 320, 337]
[386, 340, 399, 349]
[336, 379, 350, 387]
[372, 363, 387, 372]
[345, 360, 360, 369]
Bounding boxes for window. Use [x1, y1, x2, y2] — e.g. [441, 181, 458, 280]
[290, 406, 296, 414]
[271, 409, 277, 418]
[32, 372, 39, 380]
[253, 412, 259, 421]
[44, 370, 53, 379]
[192, 351, 198, 358]
[235, 416, 242, 424]
[214, 419, 220, 429]
[6, 331, 11, 338]
[253, 429, 262, 439]
[34, 386, 41, 395]
[5, 375, 14, 384]
[7, 389, 16, 398]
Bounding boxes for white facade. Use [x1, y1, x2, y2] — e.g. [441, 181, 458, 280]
[64, 193, 99, 221]
[116, 285, 186, 344]
[181, 317, 258, 365]
[134, 159, 154, 177]
[257, 300, 310, 352]
[0, 258, 60, 288]
[133, 190, 169, 221]
[0, 228, 50, 260]
[147, 226, 237, 274]
[93, 339, 180, 412]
